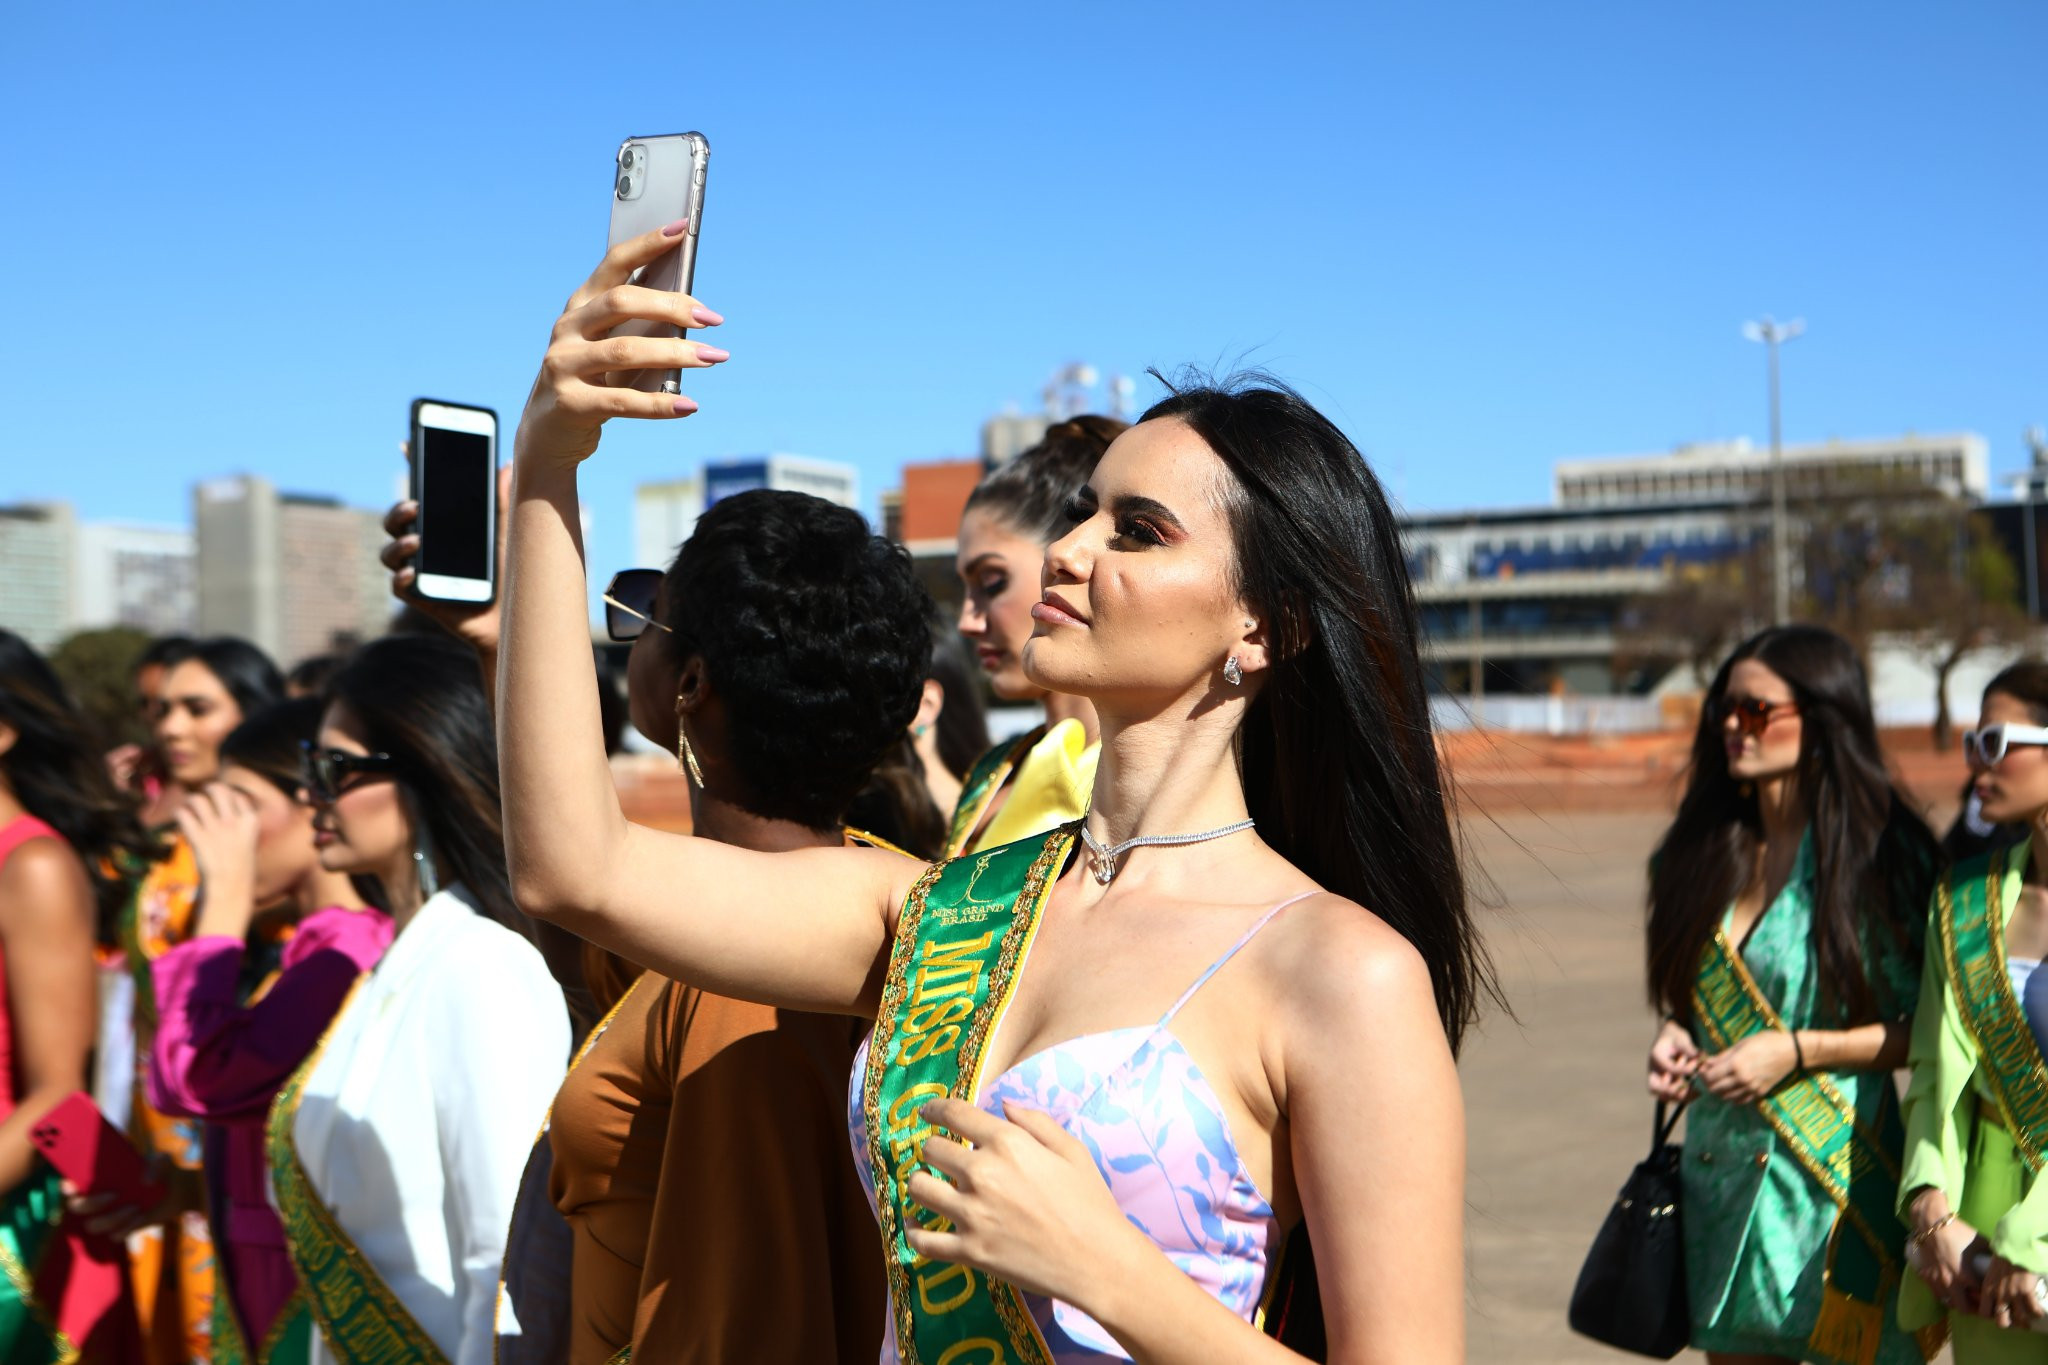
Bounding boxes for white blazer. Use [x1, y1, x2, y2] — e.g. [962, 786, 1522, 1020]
[289, 885, 569, 1365]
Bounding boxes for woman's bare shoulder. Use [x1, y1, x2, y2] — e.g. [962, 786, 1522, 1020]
[1257, 890, 1445, 1054]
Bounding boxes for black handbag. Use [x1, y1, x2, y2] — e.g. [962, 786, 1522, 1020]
[1568, 1100, 1691, 1359]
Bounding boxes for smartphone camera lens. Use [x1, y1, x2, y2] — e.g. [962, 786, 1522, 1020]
[617, 175, 631, 197]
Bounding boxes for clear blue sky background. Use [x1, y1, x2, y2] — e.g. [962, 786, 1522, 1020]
[3, 1, 2042, 591]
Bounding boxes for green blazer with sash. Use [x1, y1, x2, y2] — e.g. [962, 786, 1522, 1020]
[1899, 845, 2048, 1324]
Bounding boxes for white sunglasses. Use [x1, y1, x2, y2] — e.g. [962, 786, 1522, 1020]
[1963, 723, 2048, 767]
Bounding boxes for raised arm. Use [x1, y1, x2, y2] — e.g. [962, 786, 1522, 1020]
[498, 228, 917, 1015]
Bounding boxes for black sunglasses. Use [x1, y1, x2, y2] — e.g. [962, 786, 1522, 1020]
[603, 568, 673, 643]
[299, 740, 399, 803]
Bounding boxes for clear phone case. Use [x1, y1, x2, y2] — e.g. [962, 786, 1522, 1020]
[605, 132, 709, 394]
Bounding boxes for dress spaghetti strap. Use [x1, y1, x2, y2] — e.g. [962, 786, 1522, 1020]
[1158, 890, 1319, 1027]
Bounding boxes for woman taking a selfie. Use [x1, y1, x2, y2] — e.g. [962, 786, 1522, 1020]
[1643, 625, 1939, 1365]
[943, 416, 1122, 857]
[270, 635, 567, 1365]
[1899, 660, 2048, 1360]
[496, 229, 1483, 1363]
[145, 698, 390, 1364]
[0, 630, 149, 1362]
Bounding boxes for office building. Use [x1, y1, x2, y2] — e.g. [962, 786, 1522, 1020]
[1405, 431, 1989, 696]
[75, 522, 196, 636]
[1555, 433, 1988, 509]
[981, 412, 1049, 465]
[196, 476, 389, 666]
[632, 455, 859, 567]
[0, 503, 76, 649]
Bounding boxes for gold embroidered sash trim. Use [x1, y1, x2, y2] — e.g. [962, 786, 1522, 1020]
[1694, 929, 1924, 1365]
[864, 827, 1073, 1365]
[941, 729, 1045, 860]
[267, 975, 452, 1365]
[1937, 844, 2048, 1171]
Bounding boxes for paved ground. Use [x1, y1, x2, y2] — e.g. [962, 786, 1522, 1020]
[1459, 804, 1963, 1364]
[1460, 807, 1692, 1362]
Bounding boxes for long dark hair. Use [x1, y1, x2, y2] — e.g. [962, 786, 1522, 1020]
[221, 698, 327, 796]
[176, 637, 286, 716]
[324, 635, 527, 942]
[1647, 624, 1937, 1025]
[963, 415, 1128, 543]
[0, 630, 157, 930]
[1140, 376, 1492, 1054]
[1984, 660, 2048, 725]
[928, 626, 990, 782]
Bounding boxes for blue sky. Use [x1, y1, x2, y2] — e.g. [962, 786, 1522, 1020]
[3, 1, 2042, 589]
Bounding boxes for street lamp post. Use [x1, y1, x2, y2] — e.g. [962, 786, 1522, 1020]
[1743, 316, 1805, 625]
[2026, 426, 2048, 622]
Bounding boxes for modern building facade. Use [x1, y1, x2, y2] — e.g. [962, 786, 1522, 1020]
[632, 454, 859, 567]
[75, 522, 196, 636]
[1554, 433, 1988, 509]
[1405, 431, 1990, 696]
[196, 476, 388, 666]
[0, 503, 77, 649]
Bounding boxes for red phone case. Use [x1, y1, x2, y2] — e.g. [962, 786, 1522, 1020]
[28, 1091, 164, 1210]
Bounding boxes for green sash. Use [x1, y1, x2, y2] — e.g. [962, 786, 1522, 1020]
[1694, 930, 1923, 1365]
[266, 978, 451, 1365]
[0, 1171, 71, 1365]
[1938, 845, 2048, 1170]
[941, 729, 1045, 860]
[863, 825, 1074, 1365]
[211, 1287, 311, 1365]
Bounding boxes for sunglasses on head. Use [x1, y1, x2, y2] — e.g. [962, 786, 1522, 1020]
[1963, 723, 2048, 768]
[299, 740, 398, 804]
[602, 568, 674, 643]
[1717, 695, 1800, 738]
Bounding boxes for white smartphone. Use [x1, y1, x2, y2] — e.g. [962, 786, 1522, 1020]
[605, 132, 709, 395]
[408, 399, 498, 604]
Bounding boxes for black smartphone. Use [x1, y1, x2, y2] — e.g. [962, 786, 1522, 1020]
[408, 399, 498, 604]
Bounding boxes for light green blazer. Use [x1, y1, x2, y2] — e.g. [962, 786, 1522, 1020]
[1898, 848, 2048, 1327]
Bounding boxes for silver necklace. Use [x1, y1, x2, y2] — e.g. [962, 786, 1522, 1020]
[1078, 817, 1256, 886]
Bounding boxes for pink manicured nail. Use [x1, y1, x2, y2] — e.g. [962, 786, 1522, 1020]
[662, 218, 689, 237]
[672, 397, 699, 415]
[694, 344, 730, 363]
[690, 305, 725, 326]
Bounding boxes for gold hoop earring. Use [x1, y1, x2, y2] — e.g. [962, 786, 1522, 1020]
[675, 698, 705, 788]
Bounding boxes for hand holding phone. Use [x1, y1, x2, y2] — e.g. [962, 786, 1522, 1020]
[408, 400, 499, 606]
[606, 132, 709, 395]
[31, 1092, 165, 1217]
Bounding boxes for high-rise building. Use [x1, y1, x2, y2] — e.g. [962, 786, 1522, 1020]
[1554, 433, 1989, 509]
[981, 412, 1049, 465]
[74, 522, 196, 636]
[196, 476, 389, 666]
[0, 503, 76, 649]
[632, 456, 860, 567]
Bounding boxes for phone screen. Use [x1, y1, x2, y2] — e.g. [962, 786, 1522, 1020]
[418, 426, 491, 579]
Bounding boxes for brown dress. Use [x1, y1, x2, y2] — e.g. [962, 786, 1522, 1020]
[548, 972, 885, 1364]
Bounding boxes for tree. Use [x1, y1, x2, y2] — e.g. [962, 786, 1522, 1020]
[48, 626, 152, 750]
[1795, 481, 2028, 748]
[1616, 536, 1770, 689]
[1882, 507, 2028, 750]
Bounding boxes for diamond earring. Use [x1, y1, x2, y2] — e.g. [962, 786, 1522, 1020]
[1224, 656, 1243, 686]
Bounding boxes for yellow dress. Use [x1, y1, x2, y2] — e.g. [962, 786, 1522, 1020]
[948, 718, 1099, 857]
